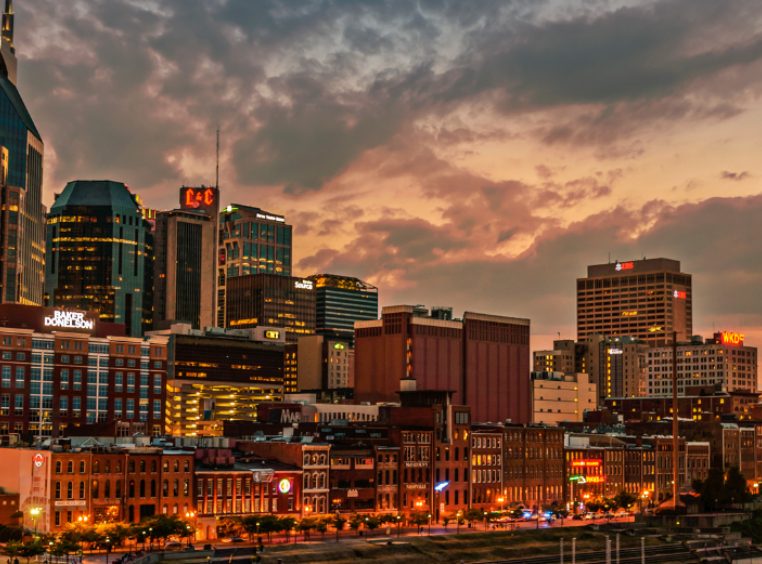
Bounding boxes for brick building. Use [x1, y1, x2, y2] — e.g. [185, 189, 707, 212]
[355, 306, 530, 423]
[0, 305, 167, 440]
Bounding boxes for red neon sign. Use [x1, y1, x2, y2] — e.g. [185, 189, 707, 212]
[718, 331, 744, 346]
[673, 290, 687, 299]
[615, 261, 634, 272]
[180, 186, 218, 213]
[571, 460, 601, 468]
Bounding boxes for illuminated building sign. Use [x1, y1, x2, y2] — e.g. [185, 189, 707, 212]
[673, 290, 687, 299]
[255, 212, 286, 223]
[608, 348, 623, 355]
[43, 310, 94, 331]
[434, 481, 450, 492]
[264, 330, 280, 340]
[333, 342, 346, 350]
[278, 478, 292, 494]
[571, 460, 601, 468]
[614, 261, 634, 272]
[180, 186, 218, 213]
[718, 331, 745, 346]
[294, 280, 314, 290]
[33, 454, 44, 468]
[584, 476, 605, 484]
[620, 310, 638, 317]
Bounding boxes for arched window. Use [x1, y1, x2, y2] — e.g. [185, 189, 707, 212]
[151, 480, 156, 497]
[162, 480, 169, 496]
[92, 480, 99, 499]
[173, 460, 179, 472]
[183, 460, 190, 472]
[104, 480, 111, 498]
[173, 479, 178, 496]
[55, 481, 61, 499]
[139, 460, 146, 472]
[79, 461, 86, 474]
[151, 460, 157, 472]
[67, 461, 73, 473]
[93, 461, 100, 474]
[79, 481, 85, 499]
[105, 461, 111, 473]
[139, 480, 146, 497]
[128, 480, 135, 497]
[55, 461, 62, 474]
[116, 480, 122, 498]
[66, 481, 73, 499]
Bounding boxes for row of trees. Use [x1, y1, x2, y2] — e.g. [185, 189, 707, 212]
[693, 466, 751, 511]
[1, 514, 194, 563]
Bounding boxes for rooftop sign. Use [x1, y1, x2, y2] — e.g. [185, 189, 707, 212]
[180, 186, 218, 214]
[44, 310, 95, 332]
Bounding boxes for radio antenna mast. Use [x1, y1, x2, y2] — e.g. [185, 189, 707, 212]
[215, 127, 220, 189]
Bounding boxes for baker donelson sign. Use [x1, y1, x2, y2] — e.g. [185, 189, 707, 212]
[43, 310, 95, 331]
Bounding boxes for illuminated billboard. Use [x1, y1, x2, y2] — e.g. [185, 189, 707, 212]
[717, 331, 745, 346]
[180, 186, 219, 214]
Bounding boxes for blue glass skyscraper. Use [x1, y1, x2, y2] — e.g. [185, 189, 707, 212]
[0, 0, 45, 305]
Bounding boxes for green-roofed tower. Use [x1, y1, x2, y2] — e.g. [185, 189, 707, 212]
[0, 0, 46, 305]
[45, 180, 154, 336]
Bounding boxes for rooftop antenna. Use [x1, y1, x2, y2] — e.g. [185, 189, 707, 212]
[215, 127, 220, 189]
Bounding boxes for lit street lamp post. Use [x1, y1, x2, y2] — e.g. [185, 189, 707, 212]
[29, 507, 41, 537]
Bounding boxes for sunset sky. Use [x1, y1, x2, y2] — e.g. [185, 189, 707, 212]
[16, 0, 762, 350]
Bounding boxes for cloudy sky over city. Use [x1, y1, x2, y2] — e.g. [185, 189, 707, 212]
[16, 0, 762, 347]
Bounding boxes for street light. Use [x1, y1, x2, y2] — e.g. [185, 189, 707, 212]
[427, 514, 432, 536]
[396, 515, 402, 538]
[483, 511, 488, 531]
[496, 496, 505, 513]
[29, 507, 41, 536]
[456, 510, 462, 534]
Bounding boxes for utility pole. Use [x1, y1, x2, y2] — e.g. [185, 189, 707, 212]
[605, 536, 611, 564]
[571, 537, 576, 564]
[672, 330, 679, 509]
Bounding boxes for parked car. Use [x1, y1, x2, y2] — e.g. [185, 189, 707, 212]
[222, 537, 246, 543]
[164, 542, 184, 551]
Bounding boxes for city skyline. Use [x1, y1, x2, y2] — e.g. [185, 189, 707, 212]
[13, 0, 762, 349]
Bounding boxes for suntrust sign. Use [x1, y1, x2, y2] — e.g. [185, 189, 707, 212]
[43, 310, 95, 331]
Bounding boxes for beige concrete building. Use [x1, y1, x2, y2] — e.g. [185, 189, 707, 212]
[531, 371, 597, 425]
[647, 333, 757, 396]
[296, 334, 354, 391]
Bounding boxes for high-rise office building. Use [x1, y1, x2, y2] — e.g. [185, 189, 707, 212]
[224, 273, 315, 342]
[45, 180, 153, 336]
[0, 1, 45, 306]
[355, 305, 531, 423]
[217, 204, 292, 327]
[153, 209, 216, 330]
[577, 258, 692, 346]
[308, 273, 378, 342]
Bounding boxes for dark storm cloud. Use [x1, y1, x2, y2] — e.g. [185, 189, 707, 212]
[15, 0, 762, 197]
[300, 194, 762, 334]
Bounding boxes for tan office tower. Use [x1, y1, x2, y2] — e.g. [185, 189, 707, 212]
[577, 258, 692, 346]
[153, 209, 217, 330]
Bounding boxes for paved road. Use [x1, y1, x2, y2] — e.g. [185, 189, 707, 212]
[79, 515, 635, 564]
